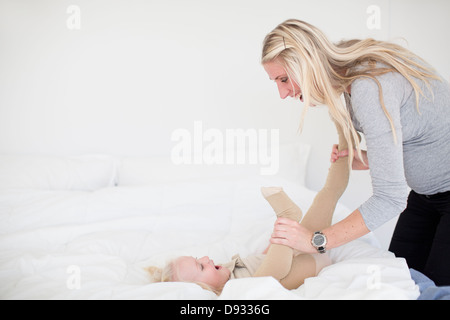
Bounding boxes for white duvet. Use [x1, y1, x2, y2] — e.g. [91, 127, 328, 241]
[0, 174, 419, 300]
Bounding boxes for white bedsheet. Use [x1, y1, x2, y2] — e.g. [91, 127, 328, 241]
[0, 176, 419, 300]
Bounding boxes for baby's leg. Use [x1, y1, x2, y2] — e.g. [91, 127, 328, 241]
[278, 122, 357, 289]
[260, 187, 303, 221]
[257, 174, 339, 286]
[280, 253, 332, 290]
[253, 187, 303, 280]
[300, 120, 359, 231]
[299, 155, 348, 231]
[254, 121, 357, 282]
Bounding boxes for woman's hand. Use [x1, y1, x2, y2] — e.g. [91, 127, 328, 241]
[330, 144, 369, 170]
[270, 218, 316, 254]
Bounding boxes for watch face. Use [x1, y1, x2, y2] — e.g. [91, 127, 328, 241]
[313, 234, 325, 246]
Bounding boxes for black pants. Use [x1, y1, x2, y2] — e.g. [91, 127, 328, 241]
[389, 190, 450, 286]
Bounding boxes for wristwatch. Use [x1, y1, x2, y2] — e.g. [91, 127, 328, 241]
[311, 231, 327, 254]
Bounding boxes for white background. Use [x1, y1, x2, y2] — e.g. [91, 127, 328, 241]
[1, 0, 449, 249]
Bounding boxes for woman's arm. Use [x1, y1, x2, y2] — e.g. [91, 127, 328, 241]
[271, 209, 370, 254]
[322, 209, 370, 249]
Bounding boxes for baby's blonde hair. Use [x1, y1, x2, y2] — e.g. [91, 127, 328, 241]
[146, 263, 175, 283]
[145, 260, 223, 295]
[262, 19, 441, 168]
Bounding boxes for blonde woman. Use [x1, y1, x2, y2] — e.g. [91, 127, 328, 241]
[263, 19, 450, 286]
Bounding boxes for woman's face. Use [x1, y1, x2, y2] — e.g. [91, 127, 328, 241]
[263, 60, 303, 101]
[173, 256, 230, 291]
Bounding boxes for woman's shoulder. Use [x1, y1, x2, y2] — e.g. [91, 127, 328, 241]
[351, 65, 408, 92]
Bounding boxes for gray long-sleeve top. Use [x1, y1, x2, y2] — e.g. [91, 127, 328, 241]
[345, 66, 450, 231]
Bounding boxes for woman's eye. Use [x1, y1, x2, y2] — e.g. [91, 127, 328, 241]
[281, 78, 288, 83]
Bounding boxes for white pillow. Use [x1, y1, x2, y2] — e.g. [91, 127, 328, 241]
[117, 142, 310, 186]
[0, 155, 118, 191]
[277, 142, 311, 185]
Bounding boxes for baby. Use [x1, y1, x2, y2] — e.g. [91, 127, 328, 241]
[147, 186, 340, 294]
[147, 120, 354, 295]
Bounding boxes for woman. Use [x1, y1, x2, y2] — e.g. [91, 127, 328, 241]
[263, 19, 450, 286]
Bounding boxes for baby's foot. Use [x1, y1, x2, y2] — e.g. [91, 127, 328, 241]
[261, 187, 303, 221]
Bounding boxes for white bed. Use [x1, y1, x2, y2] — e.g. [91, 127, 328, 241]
[0, 152, 419, 300]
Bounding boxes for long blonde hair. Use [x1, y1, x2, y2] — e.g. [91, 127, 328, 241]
[262, 19, 440, 166]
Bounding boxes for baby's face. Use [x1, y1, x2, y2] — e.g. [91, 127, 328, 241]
[173, 256, 231, 291]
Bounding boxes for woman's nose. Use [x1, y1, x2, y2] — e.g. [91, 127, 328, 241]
[276, 83, 290, 99]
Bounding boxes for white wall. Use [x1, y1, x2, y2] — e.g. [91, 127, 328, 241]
[1, 0, 449, 249]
